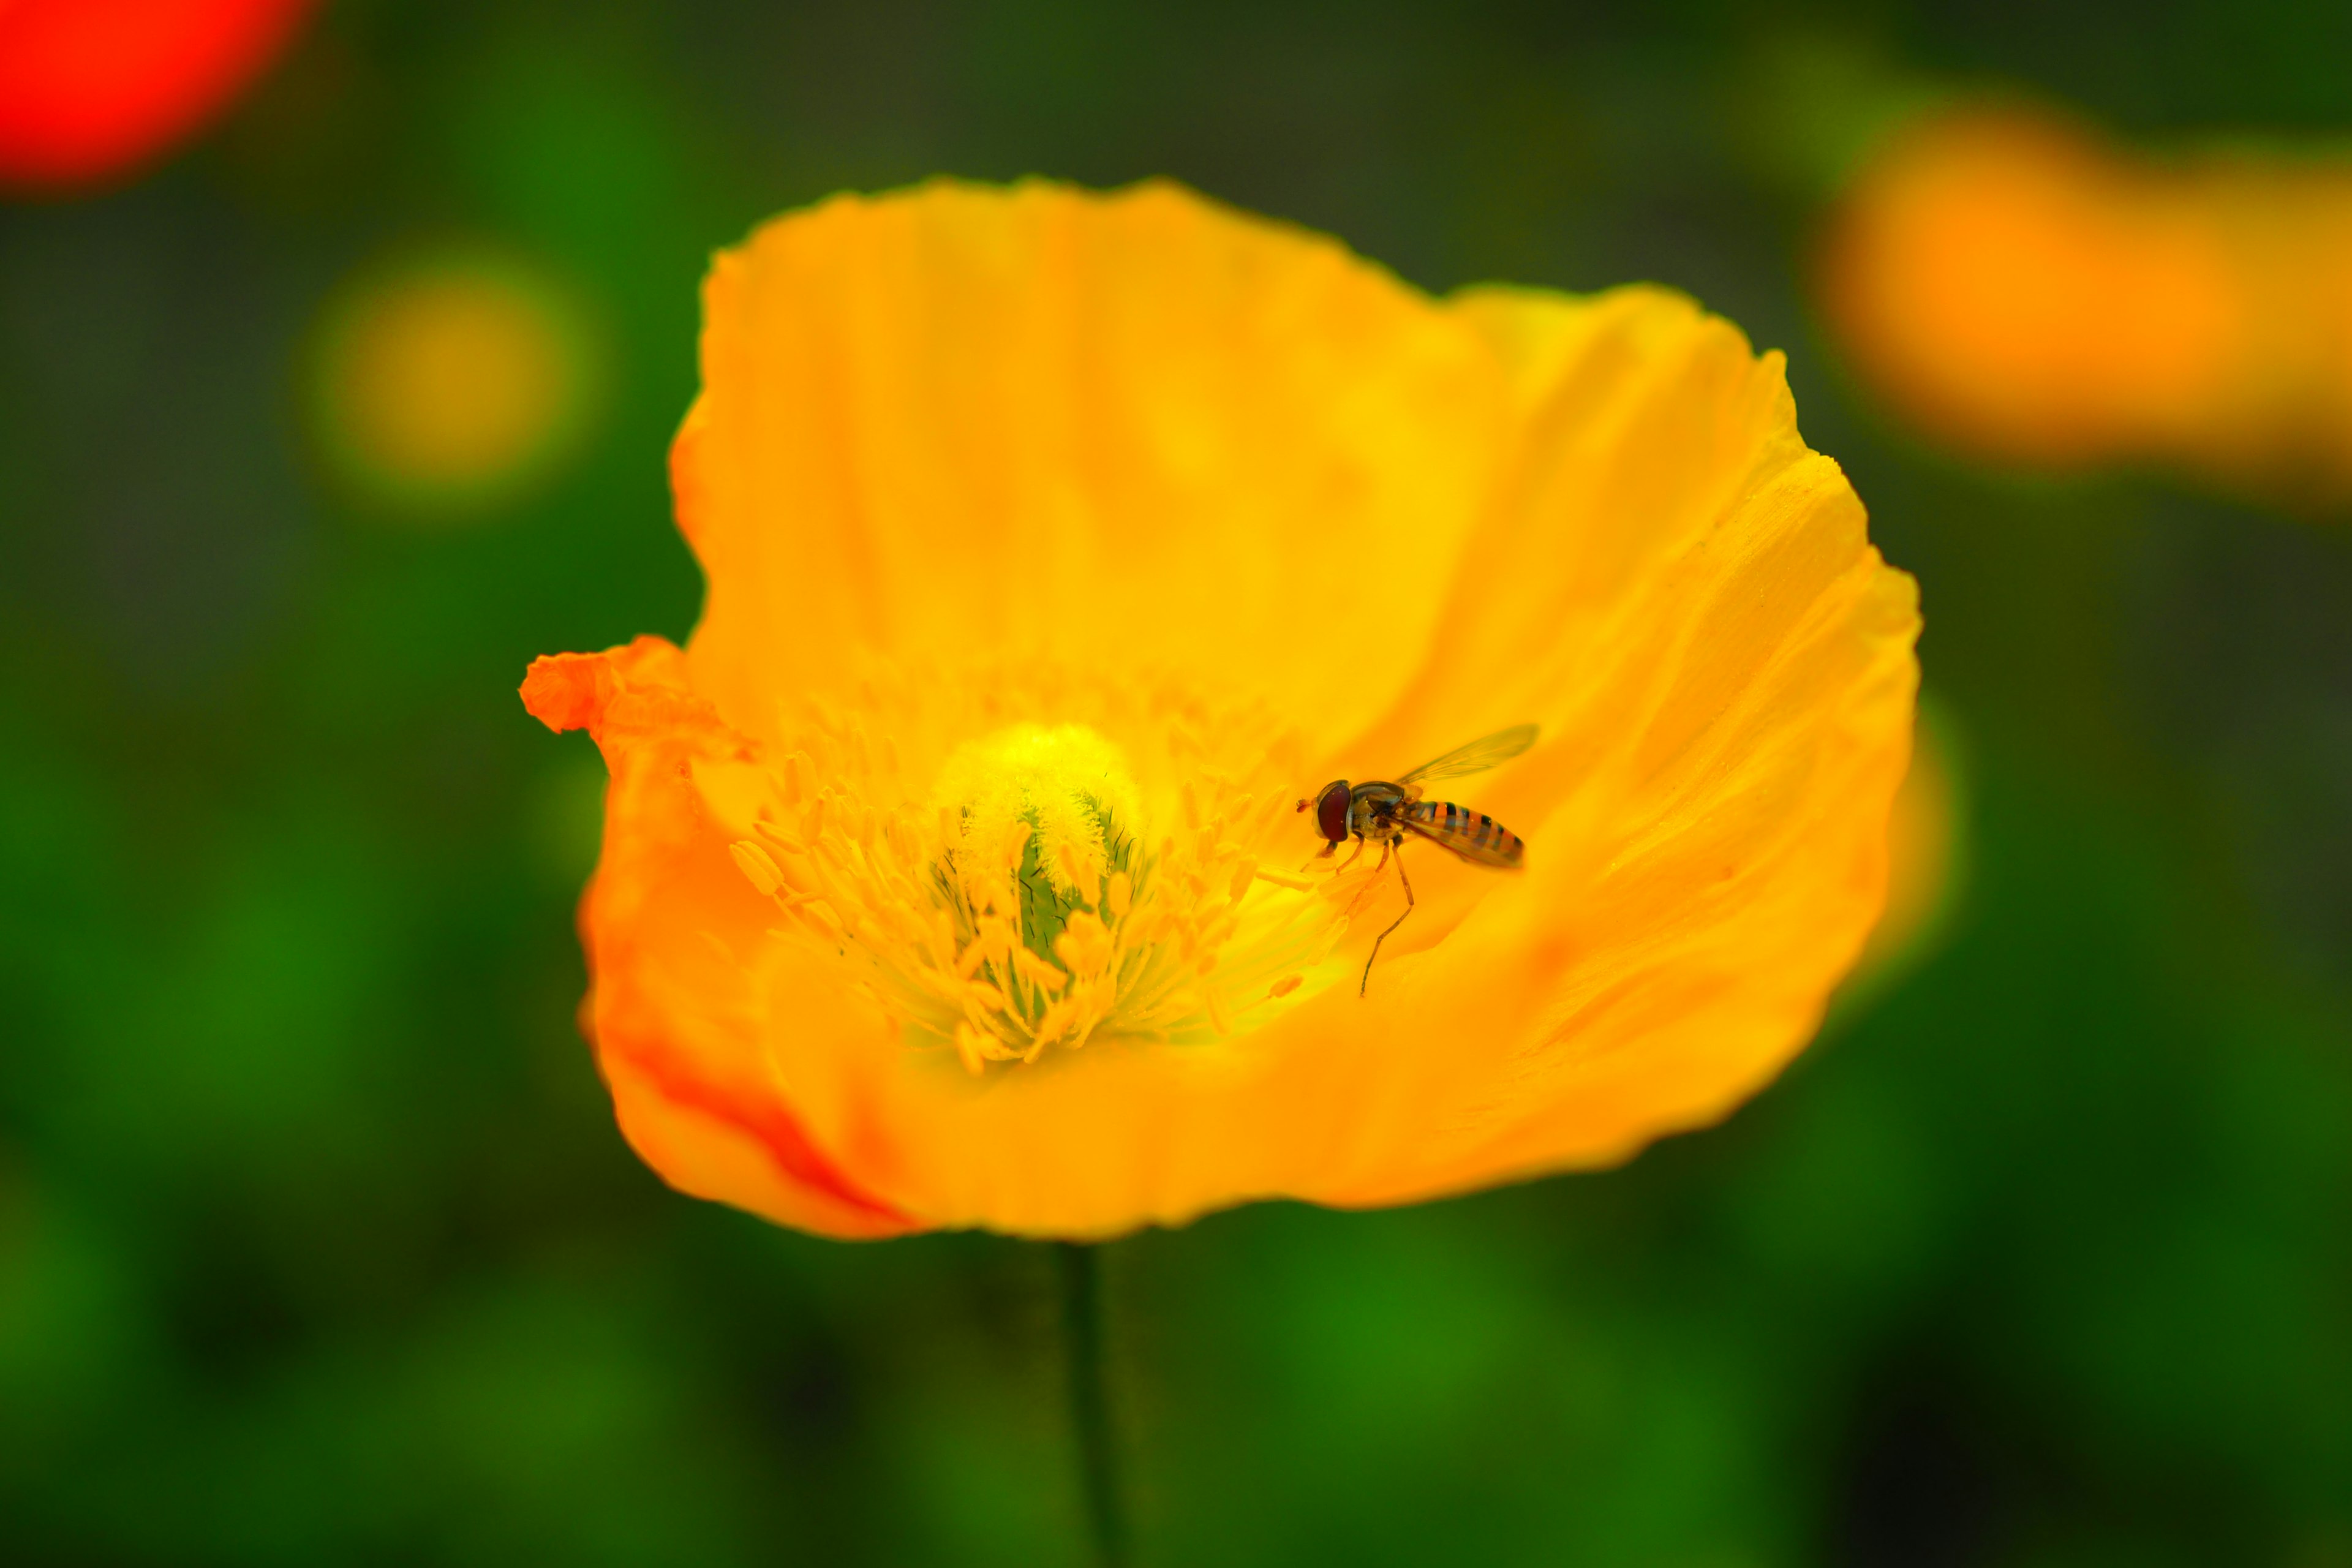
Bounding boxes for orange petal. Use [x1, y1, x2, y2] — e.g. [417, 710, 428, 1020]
[522, 639, 918, 1238]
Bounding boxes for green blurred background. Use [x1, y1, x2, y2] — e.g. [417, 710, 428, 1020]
[4, 1, 2351, 1562]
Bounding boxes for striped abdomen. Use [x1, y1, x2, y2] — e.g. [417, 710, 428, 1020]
[1403, 798, 1525, 869]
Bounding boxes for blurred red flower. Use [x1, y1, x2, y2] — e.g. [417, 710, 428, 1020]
[0, 0, 314, 190]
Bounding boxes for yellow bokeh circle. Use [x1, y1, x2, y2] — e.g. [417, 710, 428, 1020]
[312, 252, 595, 512]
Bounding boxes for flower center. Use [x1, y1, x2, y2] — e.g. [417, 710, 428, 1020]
[721, 663, 1368, 1072]
[934, 722, 1141, 968]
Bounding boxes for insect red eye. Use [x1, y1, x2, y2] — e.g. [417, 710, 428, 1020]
[1314, 782, 1351, 843]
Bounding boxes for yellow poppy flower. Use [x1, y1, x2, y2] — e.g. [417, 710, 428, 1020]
[522, 180, 1920, 1240]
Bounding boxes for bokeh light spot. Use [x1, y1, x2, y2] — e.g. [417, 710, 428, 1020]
[311, 252, 597, 516]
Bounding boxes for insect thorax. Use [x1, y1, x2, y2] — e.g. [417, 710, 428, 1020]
[1347, 782, 1412, 838]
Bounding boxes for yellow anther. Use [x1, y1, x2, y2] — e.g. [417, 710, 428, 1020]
[1014, 947, 1069, 992]
[882, 901, 930, 947]
[981, 913, 1017, 957]
[954, 1020, 990, 1076]
[1054, 840, 1088, 896]
[755, 820, 807, 858]
[1068, 1002, 1107, 1053]
[730, 840, 786, 898]
[1055, 909, 1113, 976]
[1268, 974, 1304, 998]
[1106, 871, 1133, 922]
[1228, 858, 1257, 906]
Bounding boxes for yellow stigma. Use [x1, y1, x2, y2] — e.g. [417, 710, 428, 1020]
[717, 664, 1366, 1074]
[933, 723, 1141, 901]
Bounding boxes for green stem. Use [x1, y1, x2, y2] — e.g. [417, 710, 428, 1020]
[1054, 1240, 1129, 1568]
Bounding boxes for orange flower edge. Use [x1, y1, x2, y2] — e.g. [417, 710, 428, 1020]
[526, 180, 1920, 1238]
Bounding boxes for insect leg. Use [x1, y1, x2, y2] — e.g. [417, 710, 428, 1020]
[1332, 834, 1368, 873]
[1359, 836, 1415, 998]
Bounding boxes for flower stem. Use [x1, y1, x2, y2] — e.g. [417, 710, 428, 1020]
[1054, 1240, 1129, 1568]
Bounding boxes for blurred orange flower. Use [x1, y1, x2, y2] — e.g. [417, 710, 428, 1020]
[1820, 103, 2352, 492]
[0, 0, 314, 189]
[524, 181, 1920, 1239]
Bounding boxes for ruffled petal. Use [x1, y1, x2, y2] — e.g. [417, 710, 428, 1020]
[673, 179, 1512, 756]
[521, 639, 918, 1238]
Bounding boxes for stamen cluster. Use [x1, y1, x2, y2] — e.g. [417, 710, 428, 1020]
[722, 667, 1356, 1072]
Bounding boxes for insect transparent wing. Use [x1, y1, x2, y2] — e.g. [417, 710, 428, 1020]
[1397, 723, 1539, 786]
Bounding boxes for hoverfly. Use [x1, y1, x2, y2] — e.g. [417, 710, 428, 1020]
[1295, 723, 1537, 997]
